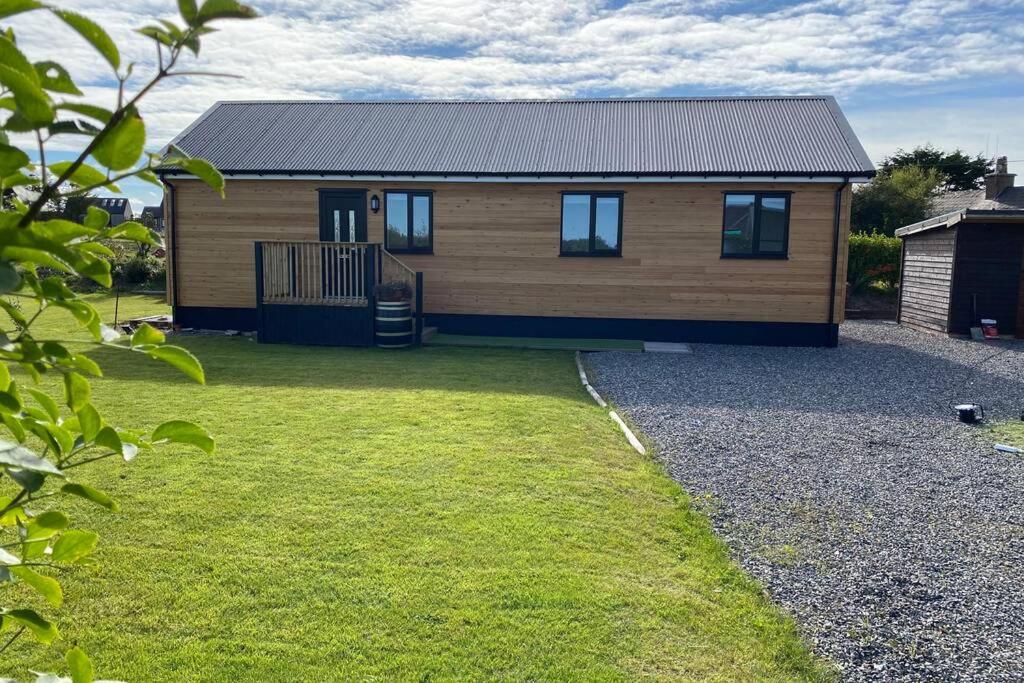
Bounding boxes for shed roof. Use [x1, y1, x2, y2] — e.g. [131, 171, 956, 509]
[162, 97, 875, 178]
[895, 187, 1024, 237]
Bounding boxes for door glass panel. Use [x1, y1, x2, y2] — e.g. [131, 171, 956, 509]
[594, 196, 620, 251]
[758, 196, 787, 253]
[348, 209, 356, 242]
[722, 194, 755, 255]
[561, 194, 590, 253]
[333, 209, 341, 242]
[412, 195, 430, 248]
[387, 193, 409, 249]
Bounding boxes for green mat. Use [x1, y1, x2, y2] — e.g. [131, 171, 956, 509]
[426, 333, 643, 351]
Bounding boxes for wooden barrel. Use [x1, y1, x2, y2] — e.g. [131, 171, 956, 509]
[375, 301, 413, 348]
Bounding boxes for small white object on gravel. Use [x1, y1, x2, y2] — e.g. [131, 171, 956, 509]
[587, 321, 1024, 682]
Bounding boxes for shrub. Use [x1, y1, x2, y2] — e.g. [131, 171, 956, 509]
[848, 231, 901, 293]
[377, 280, 413, 302]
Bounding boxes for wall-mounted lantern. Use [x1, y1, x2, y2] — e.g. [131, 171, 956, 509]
[370, 194, 380, 213]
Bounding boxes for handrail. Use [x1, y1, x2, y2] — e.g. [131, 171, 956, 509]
[258, 240, 372, 307]
[379, 248, 424, 344]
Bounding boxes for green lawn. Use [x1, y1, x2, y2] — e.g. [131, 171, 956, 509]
[2, 294, 829, 681]
[989, 421, 1024, 449]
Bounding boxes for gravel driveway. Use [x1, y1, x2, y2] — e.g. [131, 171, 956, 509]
[586, 321, 1024, 682]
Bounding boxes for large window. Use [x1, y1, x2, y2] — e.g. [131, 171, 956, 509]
[385, 190, 433, 253]
[560, 192, 623, 256]
[721, 192, 790, 258]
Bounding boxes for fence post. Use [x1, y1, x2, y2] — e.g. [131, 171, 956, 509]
[415, 271, 424, 345]
[254, 241, 264, 341]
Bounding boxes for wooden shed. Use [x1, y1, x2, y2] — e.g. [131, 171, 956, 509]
[896, 159, 1024, 336]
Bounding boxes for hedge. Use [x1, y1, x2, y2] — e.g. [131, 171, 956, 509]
[848, 231, 901, 293]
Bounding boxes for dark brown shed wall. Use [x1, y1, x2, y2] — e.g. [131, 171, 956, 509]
[948, 223, 1024, 334]
[899, 227, 956, 333]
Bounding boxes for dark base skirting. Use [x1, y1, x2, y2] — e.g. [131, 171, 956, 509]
[257, 304, 374, 346]
[427, 313, 840, 348]
[173, 306, 257, 331]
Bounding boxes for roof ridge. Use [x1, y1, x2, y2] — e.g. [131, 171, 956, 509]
[213, 96, 832, 106]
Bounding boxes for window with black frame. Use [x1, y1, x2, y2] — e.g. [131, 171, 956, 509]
[385, 190, 433, 253]
[721, 192, 790, 258]
[560, 192, 623, 256]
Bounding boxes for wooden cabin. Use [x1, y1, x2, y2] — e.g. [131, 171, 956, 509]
[157, 97, 875, 347]
[896, 157, 1024, 337]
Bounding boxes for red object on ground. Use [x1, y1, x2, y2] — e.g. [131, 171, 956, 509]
[981, 319, 999, 339]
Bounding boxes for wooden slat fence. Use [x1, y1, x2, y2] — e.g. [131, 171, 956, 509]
[259, 241, 371, 306]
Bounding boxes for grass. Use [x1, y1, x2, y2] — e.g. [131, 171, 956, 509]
[988, 420, 1024, 449]
[428, 333, 643, 351]
[2, 294, 829, 681]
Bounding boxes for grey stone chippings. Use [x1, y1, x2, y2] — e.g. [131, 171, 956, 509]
[586, 321, 1024, 682]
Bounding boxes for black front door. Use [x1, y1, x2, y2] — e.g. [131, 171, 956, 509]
[318, 191, 369, 300]
[318, 190, 367, 242]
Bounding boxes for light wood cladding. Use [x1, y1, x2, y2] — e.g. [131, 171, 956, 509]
[171, 179, 850, 323]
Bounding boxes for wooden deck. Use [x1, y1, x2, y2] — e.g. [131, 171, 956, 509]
[254, 240, 423, 346]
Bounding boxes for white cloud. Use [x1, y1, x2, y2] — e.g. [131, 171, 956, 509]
[4, 0, 1023, 178]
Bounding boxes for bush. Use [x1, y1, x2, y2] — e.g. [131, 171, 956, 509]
[848, 231, 901, 293]
[376, 280, 413, 302]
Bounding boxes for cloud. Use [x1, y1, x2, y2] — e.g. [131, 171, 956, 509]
[4, 0, 1023, 183]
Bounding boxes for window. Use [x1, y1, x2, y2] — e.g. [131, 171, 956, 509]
[385, 190, 432, 253]
[721, 192, 790, 258]
[560, 192, 623, 256]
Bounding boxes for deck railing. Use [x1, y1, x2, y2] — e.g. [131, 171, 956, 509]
[257, 240, 373, 306]
[381, 248, 425, 343]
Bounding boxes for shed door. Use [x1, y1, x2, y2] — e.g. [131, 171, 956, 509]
[318, 191, 367, 243]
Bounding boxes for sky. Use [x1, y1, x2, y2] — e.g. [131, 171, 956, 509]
[8, 0, 1024, 210]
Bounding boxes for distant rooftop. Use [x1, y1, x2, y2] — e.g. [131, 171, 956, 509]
[89, 197, 131, 213]
[161, 97, 875, 178]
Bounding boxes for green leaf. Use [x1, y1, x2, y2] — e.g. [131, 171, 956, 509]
[147, 345, 205, 383]
[10, 567, 62, 607]
[25, 510, 68, 540]
[0, 143, 29, 177]
[1, 413, 26, 442]
[1, 608, 58, 643]
[91, 112, 144, 171]
[107, 220, 157, 244]
[131, 322, 165, 346]
[136, 26, 173, 47]
[63, 372, 90, 411]
[26, 388, 58, 421]
[66, 646, 93, 683]
[70, 354, 101, 378]
[196, 0, 258, 21]
[0, 31, 38, 82]
[57, 101, 112, 124]
[76, 403, 101, 441]
[0, 390, 19, 413]
[152, 420, 214, 454]
[34, 61, 81, 95]
[0, 63, 52, 126]
[47, 160, 118, 191]
[35, 218, 99, 242]
[61, 482, 118, 512]
[0, 0, 44, 19]
[51, 9, 119, 71]
[0, 440, 61, 475]
[93, 425, 120, 453]
[177, 157, 224, 197]
[178, 0, 198, 22]
[50, 530, 97, 563]
[83, 205, 109, 229]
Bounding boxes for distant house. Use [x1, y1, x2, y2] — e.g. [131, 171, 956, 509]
[88, 197, 134, 226]
[157, 97, 875, 347]
[896, 156, 1024, 336]
[141, 202, 164, 232]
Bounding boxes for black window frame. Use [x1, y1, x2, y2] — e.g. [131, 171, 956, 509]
[559, 191, 624, 257]
[384, 189, 434, 254]
[720, 191, 792, 259]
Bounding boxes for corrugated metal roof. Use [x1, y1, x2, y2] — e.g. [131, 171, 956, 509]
[164, 97, 875, 177]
